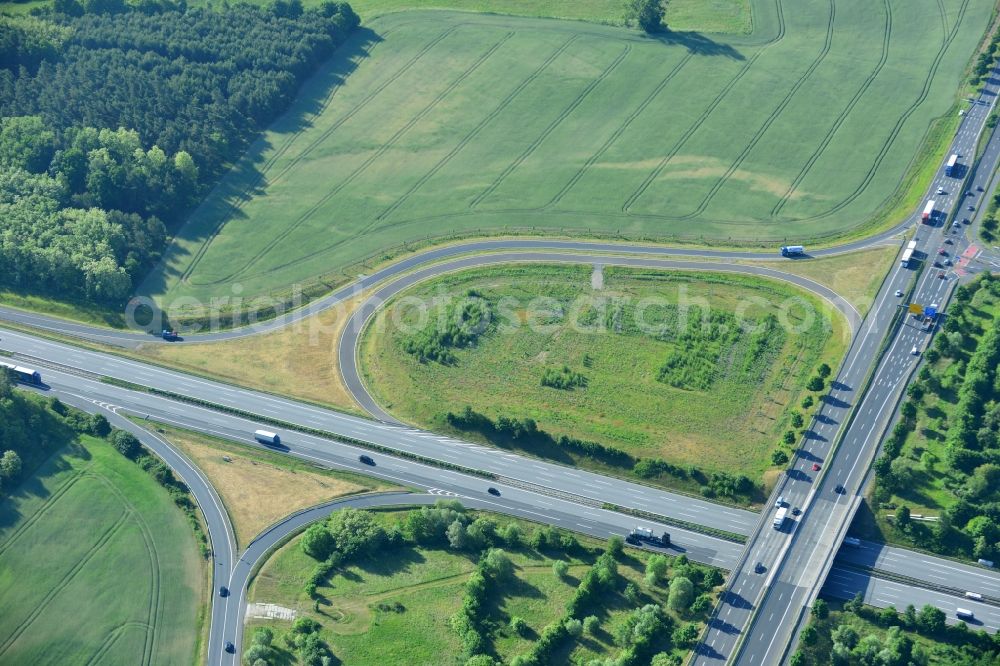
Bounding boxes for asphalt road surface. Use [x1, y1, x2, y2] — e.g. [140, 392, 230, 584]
[0, 327, 762, 537]
[715, 60, 1000, 666]
[18, 369, 998, 663]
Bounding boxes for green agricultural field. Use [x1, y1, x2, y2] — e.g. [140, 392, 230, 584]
[248, 507, 719, 665]
[148, 0, 992, 305]
[360, 264, 847, 484]
[0, 436, 204, 665]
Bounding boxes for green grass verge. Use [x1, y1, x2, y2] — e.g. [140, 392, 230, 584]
[361, 264, 847, 488]
[149, 0, 993, 305]
[794, 599, 999, 665]
[0, 435, 205, 665]
[248, 508, 719, 665]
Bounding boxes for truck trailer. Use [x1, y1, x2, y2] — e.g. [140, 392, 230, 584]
[254, 430, 280, 446]
[772, 507, 788, 529]
[922, 201, 935, 223]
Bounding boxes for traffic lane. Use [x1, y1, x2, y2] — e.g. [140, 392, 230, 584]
[725, 247, 920, 662]
[0, 334, 760, 538]
[823, 568, 1000, 632]
[694, 259, 913, 664]
[35, 368, 746, 569]
[337, 251, 863, 422]
[838, 543, 1000, 599]
[36, 389, 238, 665]
[737, 233, 957, 661]
[0, 236, 887, 348]
[148, 405, 746, 569]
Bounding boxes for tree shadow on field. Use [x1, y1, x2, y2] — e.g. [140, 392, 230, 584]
[654, 30, 745, 60]
[135, 27, 384, 298]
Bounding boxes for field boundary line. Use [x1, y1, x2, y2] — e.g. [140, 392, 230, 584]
[0, 509, 130, 657]
[469, 43, 632, 208]
[0, 468, 89, 557]
[682, 0, 836, 219]
[772, 0, 892, 217]
[543, 50, 695, 209]
[802, 0, 972, 221]
[98, 477, 165, 666]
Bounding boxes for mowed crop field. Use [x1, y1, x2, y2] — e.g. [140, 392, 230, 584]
[0, 437, 203, 665]
[148, 0, 992, 303]
[360, 265, 847, 479]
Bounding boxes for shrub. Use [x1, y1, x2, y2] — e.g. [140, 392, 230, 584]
[510, 616, 528, 636]
[564, 618, 583, 637]
[667, 576, 694, 611]
[771, 449, 789, 465]
[608, 536, 625, 559]
[553, 560, 570, 579]
[690, 593, 713, 614]
[583, 615, 600, 635]
[109, 429, 141, 459]
[807, 376, 825, 392]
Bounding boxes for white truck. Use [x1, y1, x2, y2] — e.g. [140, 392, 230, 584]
[254, 429, 280, 446]
[772, 506, 788, 529]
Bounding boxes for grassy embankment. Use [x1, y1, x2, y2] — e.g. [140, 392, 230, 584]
[248, 507, 722, 665]
[360, 265, 848, 497]
[0, 435, 204, 665]
[150, 423, 400, 547]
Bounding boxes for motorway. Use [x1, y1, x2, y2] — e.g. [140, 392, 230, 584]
[0, 63, 998, 666]
[711, 61, 1000, 665]
[28, 378, 1000, 665]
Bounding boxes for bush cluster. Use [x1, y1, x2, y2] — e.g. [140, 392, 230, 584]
[402, 296, 492, 364]
[540, 365, 588, 390]
[446, 405, 760, 500]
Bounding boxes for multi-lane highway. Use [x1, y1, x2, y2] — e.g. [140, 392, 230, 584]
[1, 57, 999, 666]
[30, 378, 997, 665]
[709, 58, 1000, 666]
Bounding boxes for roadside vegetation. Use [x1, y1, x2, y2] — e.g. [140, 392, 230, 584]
[151, 0, 992, 307]
[738, 245, 898, 316]
[137, 293, 366, 415]
[0, 372, 204, 664]
[361, 265, 846, 502]
[866, 274, 1000, 562]
[792, 596, 1000, 666]
[248, 504, 722, 665]
[149, 422, 398, 546]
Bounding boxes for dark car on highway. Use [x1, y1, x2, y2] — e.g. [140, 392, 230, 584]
[359, 455, 375, 465]
[219, 585, 228, 597]
[487, 487, 500, 496]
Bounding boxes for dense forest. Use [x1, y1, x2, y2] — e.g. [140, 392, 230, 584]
[0, 0, 359, 303]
